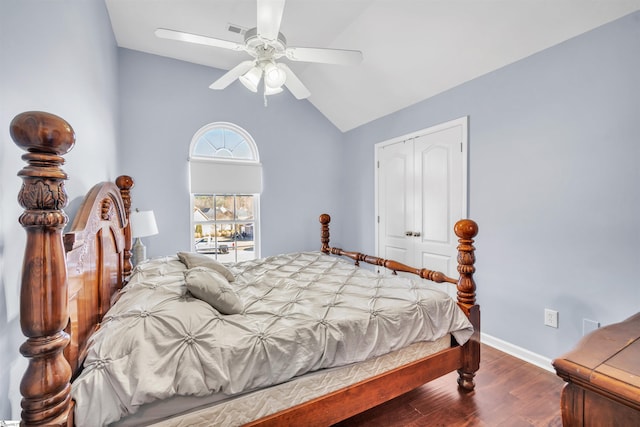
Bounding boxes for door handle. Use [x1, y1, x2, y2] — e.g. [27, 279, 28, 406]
[413, 232, 421, 237]
[405, 231, 413, 236]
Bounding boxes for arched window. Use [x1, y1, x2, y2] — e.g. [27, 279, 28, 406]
[189, 123, 261, 262]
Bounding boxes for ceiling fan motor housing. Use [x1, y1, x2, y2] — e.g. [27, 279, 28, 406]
[244, 27, 287, 60]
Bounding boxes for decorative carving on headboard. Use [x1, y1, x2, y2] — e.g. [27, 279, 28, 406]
[101, 197, 112, 220]
[11, 111, 75, 426]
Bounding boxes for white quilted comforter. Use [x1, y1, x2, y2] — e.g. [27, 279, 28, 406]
[71, 252, 473, 426]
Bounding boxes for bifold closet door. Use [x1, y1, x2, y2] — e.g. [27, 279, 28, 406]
[377, 119, 466, 297]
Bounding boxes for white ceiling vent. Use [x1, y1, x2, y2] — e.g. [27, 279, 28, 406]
[227, 24, 247, 36]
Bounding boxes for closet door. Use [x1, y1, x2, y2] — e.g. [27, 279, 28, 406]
[377, 140, 414, 266]
[377, 118, 467, 297]
[413, 124, 464, 297]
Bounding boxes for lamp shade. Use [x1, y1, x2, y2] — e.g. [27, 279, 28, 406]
[239, 66, 262, 92]
[264, 62, 286, 89]
[264, 85, 283, 95]
[130, 210, 159, 238]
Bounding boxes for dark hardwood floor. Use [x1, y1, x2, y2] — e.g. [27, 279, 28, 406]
[334, 344, 564, 427]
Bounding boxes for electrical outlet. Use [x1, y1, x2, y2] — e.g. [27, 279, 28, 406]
[544, 309, 558, 328]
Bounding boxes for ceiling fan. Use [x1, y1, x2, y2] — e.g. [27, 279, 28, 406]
[155, 0, 363, 101]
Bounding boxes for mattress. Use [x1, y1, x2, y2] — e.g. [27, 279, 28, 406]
[72, 252, 473, 426]
[115, 335, 451, 427]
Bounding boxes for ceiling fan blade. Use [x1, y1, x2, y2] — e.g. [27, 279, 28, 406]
[286, 46, 363, 65]
[257, 0, 285, 42]
[278, 63, 310, 100]
[209, 61, 255, 90]
[155, 28, 244, 52]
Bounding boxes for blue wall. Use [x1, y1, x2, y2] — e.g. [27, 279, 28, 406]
[0, 0, 119, 419]
[116, 49, 344, 258]
[340, 11, 640, 361]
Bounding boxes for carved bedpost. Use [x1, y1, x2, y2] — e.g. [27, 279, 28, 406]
[319, 213, 331, 253]
[11, 111, 75, 426]
[453, 219, 480, 391]
[116, 175, 134, 277]
[454, 219, 478, 308]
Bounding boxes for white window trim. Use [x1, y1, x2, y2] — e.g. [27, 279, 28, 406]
[189, 121, 260, 162]
[188, 122, 261, 260]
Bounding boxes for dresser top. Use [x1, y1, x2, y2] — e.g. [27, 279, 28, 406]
[553, 312, 640, 408]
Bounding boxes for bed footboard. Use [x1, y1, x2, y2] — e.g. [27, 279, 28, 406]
[319, 213, 480, 390]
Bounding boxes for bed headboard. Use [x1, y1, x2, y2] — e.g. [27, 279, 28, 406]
[11, 111, 133, 426]
[63, 175, 133, 375]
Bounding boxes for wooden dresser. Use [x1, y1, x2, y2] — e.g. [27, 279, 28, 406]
[553, 312, 640, 426]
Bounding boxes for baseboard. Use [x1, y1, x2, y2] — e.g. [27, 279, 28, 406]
[481, 333, 555, 373]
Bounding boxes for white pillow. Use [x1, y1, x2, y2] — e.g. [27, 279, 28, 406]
[184, 267, 243, 315]
[177, 251, 235, 282]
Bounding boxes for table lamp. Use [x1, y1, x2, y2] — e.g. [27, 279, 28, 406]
[130, 209, 159, 267]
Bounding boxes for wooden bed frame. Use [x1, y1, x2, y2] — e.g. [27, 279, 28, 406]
[11, 111, 480, 427]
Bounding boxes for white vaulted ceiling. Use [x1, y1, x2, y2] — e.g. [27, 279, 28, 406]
[105, 0, 640, 132]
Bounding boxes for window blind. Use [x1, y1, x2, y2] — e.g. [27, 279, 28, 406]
[189, 159, 263, 194]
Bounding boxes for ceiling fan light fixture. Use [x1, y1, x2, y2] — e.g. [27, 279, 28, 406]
[264, 62, 286, 89]
[264, 85, 283, 96]
[239, 66, 262, 92]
